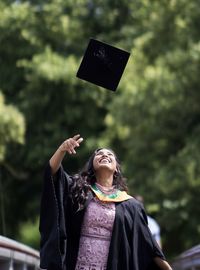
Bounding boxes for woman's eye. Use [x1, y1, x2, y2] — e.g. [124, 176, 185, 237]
[95, 151, 114, 157]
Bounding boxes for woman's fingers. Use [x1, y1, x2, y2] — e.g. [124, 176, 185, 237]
[71, 134, 84, 147]
[72, 134, 84, 146]
[77, 137, 84, 145]
[66, 139, 76, 154]
[60, 135, 84, 154]
[73, 134, 81, 141]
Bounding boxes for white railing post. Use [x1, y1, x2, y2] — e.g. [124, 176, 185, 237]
[23, 262, 28, 270]
[0, 236, 40, 270]
[9, 258, 14, 270]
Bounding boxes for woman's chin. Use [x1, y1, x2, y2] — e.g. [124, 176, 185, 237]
[96, 163, 114, 172]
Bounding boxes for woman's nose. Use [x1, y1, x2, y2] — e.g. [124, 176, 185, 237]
[101, 153, 108, 158]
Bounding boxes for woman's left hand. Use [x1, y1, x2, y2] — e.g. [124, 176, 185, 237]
[154, 257, 172, 270]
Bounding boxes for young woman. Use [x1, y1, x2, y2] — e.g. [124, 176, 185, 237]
[39, 134, 172, 270]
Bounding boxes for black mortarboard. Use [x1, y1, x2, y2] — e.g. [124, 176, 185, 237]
[76, 38, 130, 91]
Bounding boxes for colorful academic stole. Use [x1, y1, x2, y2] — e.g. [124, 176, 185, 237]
[90, 184, 132, 202]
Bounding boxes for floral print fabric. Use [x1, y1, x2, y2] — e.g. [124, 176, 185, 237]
[75, 197, 116, 270]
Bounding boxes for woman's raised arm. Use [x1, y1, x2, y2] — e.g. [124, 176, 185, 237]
[49, 134, 84, 175]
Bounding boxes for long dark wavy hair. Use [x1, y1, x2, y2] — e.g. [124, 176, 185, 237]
[71, 148, 128, 210]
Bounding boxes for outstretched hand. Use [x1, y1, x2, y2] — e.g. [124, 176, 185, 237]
[59, 134, 84, 155]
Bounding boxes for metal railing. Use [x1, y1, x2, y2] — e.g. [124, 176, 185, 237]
[172, 244, 200, 270]
[0, 235, 40, 270]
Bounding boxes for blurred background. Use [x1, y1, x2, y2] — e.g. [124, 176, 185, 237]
[0, 0, 200, 261]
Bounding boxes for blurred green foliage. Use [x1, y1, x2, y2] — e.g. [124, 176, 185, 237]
[0, 0, 200, 258]
[0, 92, 25, 161]
[18, 218, 40, 249]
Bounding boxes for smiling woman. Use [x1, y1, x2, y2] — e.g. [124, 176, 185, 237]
[39, 134, 172, 270]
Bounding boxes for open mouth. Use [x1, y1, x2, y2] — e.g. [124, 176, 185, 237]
[99, 158, 111, 164]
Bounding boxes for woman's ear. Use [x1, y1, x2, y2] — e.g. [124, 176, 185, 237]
[114, 169, 120, 178]
[115, 165, 120, 174]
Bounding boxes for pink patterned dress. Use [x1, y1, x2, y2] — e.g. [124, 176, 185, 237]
[75, 197, 116, 270]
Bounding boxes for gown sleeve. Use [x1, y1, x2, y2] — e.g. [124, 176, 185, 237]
[136, 203, 166, 270]
[39, 162, 72, 270]
[107, 199, 167, 270]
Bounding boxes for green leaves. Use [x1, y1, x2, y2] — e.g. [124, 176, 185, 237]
[0, 92, 25, 162]
[1, 0, 200, 257]
[18, 47, 78, 83]
[100, 0, 200, 256]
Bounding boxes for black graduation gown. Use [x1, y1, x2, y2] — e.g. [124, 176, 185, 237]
[39, 163, 166, 270]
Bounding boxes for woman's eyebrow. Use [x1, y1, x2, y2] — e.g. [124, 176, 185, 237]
[97, 150, 114, 155]
[96, 150, 104, 154]
[107, 151, 114, 155]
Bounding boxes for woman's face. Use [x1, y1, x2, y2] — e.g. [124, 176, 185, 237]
[92, 148, 117, 173]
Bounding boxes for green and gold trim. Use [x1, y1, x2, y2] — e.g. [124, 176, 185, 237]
[90, 184, 132, 202]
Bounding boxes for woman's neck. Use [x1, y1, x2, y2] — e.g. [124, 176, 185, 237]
[95, 171, 113, 187]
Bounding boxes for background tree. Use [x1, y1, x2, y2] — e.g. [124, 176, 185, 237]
[0, 91, 25, 235]
[102, 0, 200, 257]
[0, 0, 200, 258]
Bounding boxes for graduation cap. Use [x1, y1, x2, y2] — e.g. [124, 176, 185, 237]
[76, 38, 130, 91]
